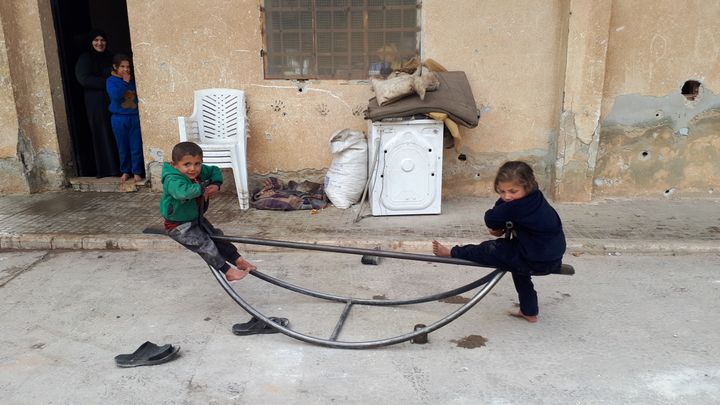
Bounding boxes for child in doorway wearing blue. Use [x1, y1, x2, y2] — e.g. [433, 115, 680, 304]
[106, 53, 144, 183]
[160, 141, 256, 281]
[432, 161, 566, 323]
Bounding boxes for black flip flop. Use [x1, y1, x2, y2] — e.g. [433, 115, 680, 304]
[232, 316, 289, 336]
[114, 341, 180, 368]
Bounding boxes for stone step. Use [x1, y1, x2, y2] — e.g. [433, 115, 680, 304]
[68, 177, 150, 193]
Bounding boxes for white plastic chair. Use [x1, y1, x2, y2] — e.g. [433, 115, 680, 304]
[178, 89, 250, 209]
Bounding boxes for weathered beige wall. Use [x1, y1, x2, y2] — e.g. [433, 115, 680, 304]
[127, 0, 370, 191]
[595, 0, 720, 197]
[0, 0, 65, 192]
[4, 0, 718, 200]
[601, 1, 720, 102]
[423, 0, 567, 196]
[128, 0, 567, 197]
[0, 14, 19, 158]
[553, 0, 611, 202]
[38, 0, 74, 178]
[0, 11, 30, 193]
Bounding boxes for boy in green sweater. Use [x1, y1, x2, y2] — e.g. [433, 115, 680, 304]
[160, 141, 255, 281]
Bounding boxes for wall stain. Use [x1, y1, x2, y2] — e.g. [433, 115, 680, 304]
[604, 88, 720, 133]
[595, 110, 720, 196]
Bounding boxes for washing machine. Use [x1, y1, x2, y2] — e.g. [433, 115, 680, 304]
[367, 119, 444, 216]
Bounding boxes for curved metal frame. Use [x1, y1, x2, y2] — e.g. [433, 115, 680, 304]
[209, 235, 507, 349]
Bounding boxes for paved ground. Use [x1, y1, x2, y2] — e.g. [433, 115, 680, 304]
[1, 190, 719, 403]
[0, 191, 719, 254]
[1, 250, 718, 404]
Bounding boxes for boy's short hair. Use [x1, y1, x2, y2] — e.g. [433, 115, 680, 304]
[112, 53, 131, 67]
[171, 141, 203, 163]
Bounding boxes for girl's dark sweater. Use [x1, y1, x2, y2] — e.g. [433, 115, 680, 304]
[454, 190, 566, 264]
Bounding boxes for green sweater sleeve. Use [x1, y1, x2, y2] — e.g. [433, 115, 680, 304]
[202, 164, 223, 185]
[165, 175, 203, 200]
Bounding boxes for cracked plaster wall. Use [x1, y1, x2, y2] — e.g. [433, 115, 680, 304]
[552, 0, 611, 202]
[0, 13, 29, 193]
[5, 0, 715, 200]
[0, 0, 65, 192]
[596, 1, 720, 197]
[596, 97, 720, 197]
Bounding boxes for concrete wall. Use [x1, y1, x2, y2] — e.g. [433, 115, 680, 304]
[2, 0, 719, 201]
[129, 0, 568, 196]
[0, 0, 65, 192]
[594, 1, 720, 197]
[127, 0, 370, 191]
[0, 12, 30, 193]
[423, 1, 567, 196]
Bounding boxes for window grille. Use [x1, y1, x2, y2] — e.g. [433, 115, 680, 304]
[262, 0, 421, 80]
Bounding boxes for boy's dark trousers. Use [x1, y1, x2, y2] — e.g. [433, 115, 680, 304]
[167, 217, 240, 272]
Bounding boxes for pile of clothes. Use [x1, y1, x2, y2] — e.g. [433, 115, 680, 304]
[365, 59, 480, 152]
[250, 177, 328, 211]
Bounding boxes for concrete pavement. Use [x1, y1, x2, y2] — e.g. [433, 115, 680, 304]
[0, 190, 718, 254]
[1, 190, 719, 403]
[1, 250, 719, 404]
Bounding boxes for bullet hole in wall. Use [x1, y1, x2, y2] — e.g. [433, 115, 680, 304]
[681, 80, 701, 101]
[457, 154, 467, 161]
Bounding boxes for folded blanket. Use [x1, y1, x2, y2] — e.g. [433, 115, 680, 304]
[251, 177, 328, 211]
[365, 71, 480, 128]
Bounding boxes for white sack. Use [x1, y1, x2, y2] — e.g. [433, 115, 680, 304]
[324, 129, 367, 209]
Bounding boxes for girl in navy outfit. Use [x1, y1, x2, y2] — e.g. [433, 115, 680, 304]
[433, 161, 566, 323]
[106, 54, 145, 183]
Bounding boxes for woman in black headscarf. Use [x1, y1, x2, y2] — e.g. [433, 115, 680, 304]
[74, 29, 121, 178]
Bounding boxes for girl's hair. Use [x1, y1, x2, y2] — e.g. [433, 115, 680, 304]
[112, 53, 131, 67]
[494, 161, 538, 193]
[172, 141, 203, 163]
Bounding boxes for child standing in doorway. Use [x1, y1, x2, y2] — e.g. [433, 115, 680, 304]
[106, 53, 144, 183]
[160, 141, 256, 281]
[432, 161, 566, 323]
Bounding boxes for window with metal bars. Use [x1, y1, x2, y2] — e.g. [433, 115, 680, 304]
[262, 0, 421, 80]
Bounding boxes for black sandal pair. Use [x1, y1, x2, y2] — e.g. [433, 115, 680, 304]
[113, 317, 288, 368]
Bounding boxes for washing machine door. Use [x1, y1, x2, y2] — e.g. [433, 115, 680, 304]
[379, 128, 439, 211]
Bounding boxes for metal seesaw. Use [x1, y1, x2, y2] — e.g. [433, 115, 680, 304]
[206, 234, 575, 350]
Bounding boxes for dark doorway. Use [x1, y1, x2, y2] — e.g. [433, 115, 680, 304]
[50, 0, 132, 177]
